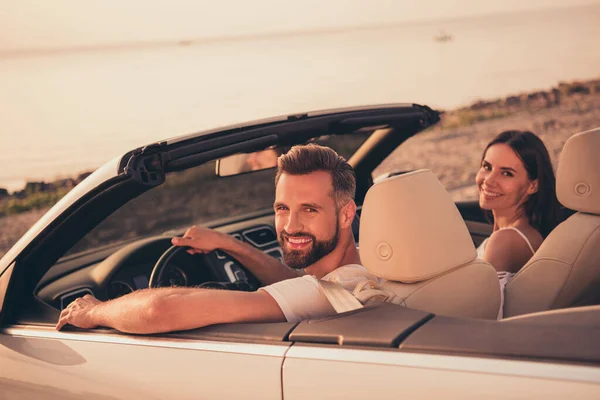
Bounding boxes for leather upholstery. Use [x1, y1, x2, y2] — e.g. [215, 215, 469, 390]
[380, 261, 502, 319]
[556, 127, 600, 214]
[504, 128, 600, 318]
[360, 170, 477, 282]
[360, 169, 500, 319]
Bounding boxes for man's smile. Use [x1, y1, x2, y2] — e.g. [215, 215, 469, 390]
[284, 235, 313, 250]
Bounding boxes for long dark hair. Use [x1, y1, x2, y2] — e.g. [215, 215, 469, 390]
[481, 130, 563, 237]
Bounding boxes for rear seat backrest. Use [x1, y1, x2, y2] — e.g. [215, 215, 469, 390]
[504, 127, 600, 317]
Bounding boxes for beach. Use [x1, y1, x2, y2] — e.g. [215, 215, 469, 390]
[375, 79, 600, 201]
[1, 78, 599, 258]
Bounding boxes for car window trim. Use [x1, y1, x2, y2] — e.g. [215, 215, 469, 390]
[2, 325, 291, 357]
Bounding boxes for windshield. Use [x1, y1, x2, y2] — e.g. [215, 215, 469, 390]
[65, 131, 371, 256]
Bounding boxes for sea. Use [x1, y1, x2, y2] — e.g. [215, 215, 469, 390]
[1, 3, 599, 193]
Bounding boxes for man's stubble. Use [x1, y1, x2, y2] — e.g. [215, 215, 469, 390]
[279, 218, 340, 270]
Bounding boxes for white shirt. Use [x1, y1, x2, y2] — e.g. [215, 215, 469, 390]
[260, 264, 379, 323]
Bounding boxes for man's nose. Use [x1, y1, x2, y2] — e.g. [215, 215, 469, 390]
[285, 212, 303, 234]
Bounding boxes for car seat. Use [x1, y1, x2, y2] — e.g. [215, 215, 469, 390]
[504, 127, 600, 317]
[359, 169, 501, 319]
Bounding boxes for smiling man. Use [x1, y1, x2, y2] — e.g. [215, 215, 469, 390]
[56, 144, 378, 333]
[256, 144, 376, 322]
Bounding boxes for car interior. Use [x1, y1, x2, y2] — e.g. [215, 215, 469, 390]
[1, 106, 599, 366]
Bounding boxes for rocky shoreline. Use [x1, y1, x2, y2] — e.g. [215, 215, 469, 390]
[1, 78, 599, 258]
[0, 172, 92, 215]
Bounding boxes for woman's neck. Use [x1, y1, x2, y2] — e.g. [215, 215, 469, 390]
[492, 207, 529, 231]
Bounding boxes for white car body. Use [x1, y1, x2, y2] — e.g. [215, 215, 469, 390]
[1, 105, 599, 399]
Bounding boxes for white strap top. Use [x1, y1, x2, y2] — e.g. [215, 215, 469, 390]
[503, 227, 536, 255]
[476, 226, 536, 259]
[476, 226, 537, 320]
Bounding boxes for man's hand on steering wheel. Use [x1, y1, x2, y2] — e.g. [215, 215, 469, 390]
[171, 225, 230, 255]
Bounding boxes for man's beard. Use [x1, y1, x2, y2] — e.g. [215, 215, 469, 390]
[279, 224, 339, 270]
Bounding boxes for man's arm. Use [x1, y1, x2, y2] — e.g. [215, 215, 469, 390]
[172, 225, 302, 285]
[56, 288, 286, 334]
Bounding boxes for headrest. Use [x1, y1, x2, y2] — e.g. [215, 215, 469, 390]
[359, 170, 477, 283]
[556, 127, 600, 215]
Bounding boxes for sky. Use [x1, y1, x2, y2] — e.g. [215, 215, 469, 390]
[2, 0, 600, 53]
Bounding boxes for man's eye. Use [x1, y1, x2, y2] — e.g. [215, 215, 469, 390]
[275, 206, 288, 212]
[306, 208, 317, 213]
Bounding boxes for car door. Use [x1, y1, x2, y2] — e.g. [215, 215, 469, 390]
[0, 261, 292, 400]
[281, 303, 600, 399]
[1, 319, 292, 399]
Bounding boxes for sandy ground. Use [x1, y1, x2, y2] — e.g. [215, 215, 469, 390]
[1, 89, 599, 259]
[375, 91, 600, 200]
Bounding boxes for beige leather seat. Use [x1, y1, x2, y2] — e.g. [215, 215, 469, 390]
[504, 127, 600, 318]
[359, 169, 500, 319]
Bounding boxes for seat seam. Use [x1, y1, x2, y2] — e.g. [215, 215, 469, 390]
[510, 220, 599, 284]
[510, 221, 600, 311]
[399, 264, 495, 302]
[509, 259, 572, 285]
[384, 254, 478, 284]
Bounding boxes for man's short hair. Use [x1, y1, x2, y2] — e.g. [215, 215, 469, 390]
[275, 143, 356, 208]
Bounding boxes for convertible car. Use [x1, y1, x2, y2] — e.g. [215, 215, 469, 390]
[1, 105, 599, 399]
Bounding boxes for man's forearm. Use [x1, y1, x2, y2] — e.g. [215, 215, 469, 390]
[87, 286, 285, 334]
[91, 287, 207, 334]
[220, 235, 301, 285]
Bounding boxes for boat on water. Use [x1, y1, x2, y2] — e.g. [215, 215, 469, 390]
[434, 30, 453, 42]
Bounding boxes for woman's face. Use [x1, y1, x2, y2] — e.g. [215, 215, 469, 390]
[475, 143, 538, 212]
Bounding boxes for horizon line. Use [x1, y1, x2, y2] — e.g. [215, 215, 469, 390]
[1, 2, 597, 60]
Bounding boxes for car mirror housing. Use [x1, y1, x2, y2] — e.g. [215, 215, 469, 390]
[216, 148, 280, 177]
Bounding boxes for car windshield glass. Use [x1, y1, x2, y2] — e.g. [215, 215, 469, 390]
[64, 131, 371, 256]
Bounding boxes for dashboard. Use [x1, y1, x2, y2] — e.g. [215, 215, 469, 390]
[37, 224, 283, 310]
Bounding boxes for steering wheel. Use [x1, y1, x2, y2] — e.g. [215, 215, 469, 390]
[149, 245, 258, 291]
[148, 245, 188, 288]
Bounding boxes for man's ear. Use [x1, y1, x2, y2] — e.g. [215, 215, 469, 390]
[527, 179, 539, 195]
[339, 200, 356, 229]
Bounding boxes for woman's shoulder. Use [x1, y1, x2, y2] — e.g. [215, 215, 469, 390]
[487, 229, 530, 250]
[485, 227, 540, 273]
[488, 225, 541, 250]
[505, 224, 543, 251]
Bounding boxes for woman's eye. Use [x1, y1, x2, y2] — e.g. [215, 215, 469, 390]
[502, 171, 514, 177]
[482, 163, 491, 171]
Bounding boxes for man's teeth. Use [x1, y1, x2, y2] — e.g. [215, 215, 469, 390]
[482, 189, 502, 197]
[288, 237, 311, 244]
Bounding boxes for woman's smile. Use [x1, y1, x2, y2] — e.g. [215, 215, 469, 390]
[480, 187, 503, 200]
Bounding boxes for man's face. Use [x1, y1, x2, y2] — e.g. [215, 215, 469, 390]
[274, 171, 340, 269]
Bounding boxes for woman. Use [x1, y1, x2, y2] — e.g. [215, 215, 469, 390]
[475, 130, 563, 318]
